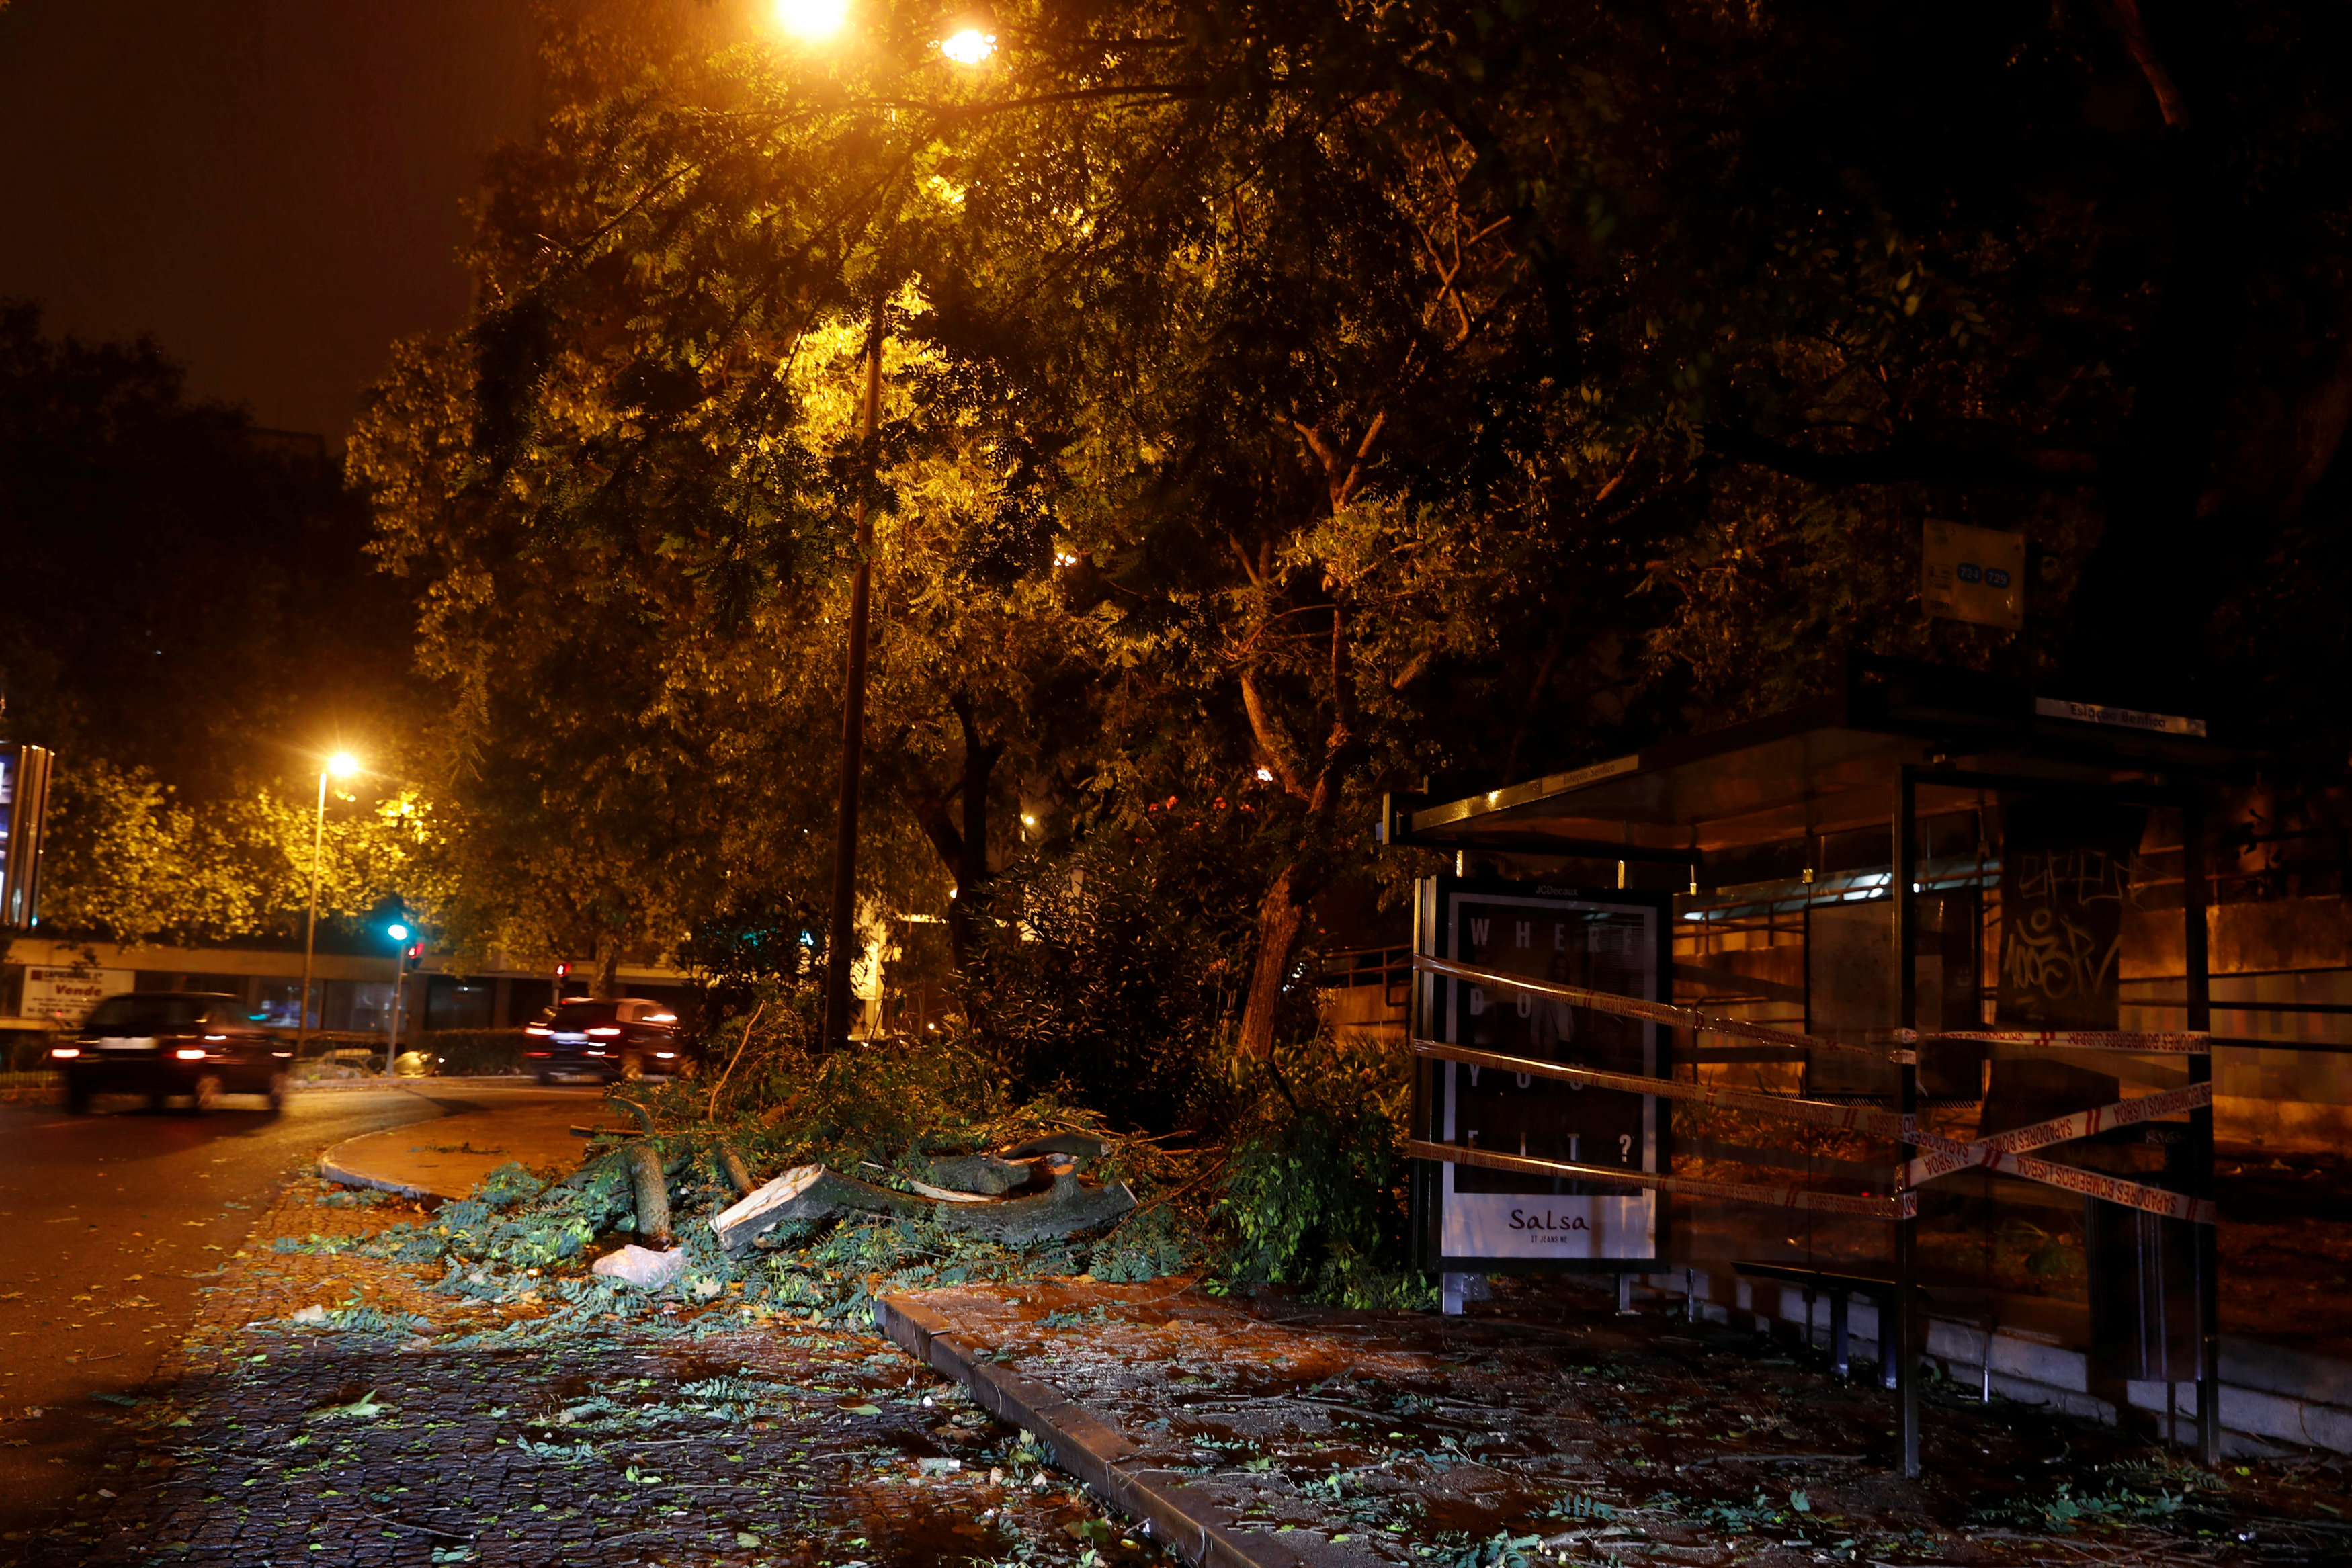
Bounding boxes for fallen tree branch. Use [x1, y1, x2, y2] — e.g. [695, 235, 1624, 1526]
[626, 1142, 671, 1244]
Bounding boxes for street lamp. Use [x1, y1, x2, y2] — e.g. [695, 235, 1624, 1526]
[294, 752, 360, 1061]
[787, 4, 992, 1050]
[774, 0, 848, 40]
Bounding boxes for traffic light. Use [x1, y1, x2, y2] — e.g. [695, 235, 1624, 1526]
[403, 941, 425, 973]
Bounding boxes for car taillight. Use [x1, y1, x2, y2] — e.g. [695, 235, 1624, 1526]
[49, 1046, 80, 1059]
[175, 1048, 208, 1060]
[655, 1051, 675, 1059]
[525, 1050, 550, 1057]
[586, 1027, 621, 1037]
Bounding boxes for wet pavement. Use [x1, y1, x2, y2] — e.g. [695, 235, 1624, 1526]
[0, 1082, 493, 1535]
[13, 1168, 1179, 1567]
[10, 1117, 2351, 1567]
[884, 1274, 2352, 1566]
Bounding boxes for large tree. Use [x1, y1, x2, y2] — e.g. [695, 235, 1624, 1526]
[356, 0, 2352, 1043]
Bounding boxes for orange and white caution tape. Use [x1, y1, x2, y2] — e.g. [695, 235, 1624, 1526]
[1412, 955, 1916, 1065]
[1907, 1132, 2216, 1224]
[1409, 1139, 1915, 1221]
[1909, 1029, 2211, 1055]
[1413, 1040, 1916, 1140]
[1903, 1081, 2214, 1187]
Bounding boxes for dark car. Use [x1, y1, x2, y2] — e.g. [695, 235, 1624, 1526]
[524, 998, 686, 1084]
[54, 991, 292, 1113]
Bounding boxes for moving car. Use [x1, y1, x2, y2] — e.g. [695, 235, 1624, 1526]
[54, 992, 292, 1113]
[524, 998, 686, 1083]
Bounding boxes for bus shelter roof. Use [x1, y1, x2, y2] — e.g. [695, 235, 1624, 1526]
[1385, 659, 2249, 863]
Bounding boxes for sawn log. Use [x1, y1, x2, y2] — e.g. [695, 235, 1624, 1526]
[937, 1166, 1136, 1246]
[712, 1163, 927, 1251]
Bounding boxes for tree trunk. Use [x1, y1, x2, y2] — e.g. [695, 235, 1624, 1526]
[592, 936, 623, 1000]
[1236, 862, 1310, 1060]
[948, 695, 1002, 972]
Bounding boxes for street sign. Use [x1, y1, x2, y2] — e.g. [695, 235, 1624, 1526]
[1921, 521, 2025, 630]
[2033, 697, 2208, 738]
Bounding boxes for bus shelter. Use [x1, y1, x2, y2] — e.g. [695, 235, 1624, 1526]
[1380, 658, 2245, 1474]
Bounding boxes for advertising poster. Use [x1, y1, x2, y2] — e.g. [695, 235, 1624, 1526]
[21, 965, 135, 1027]
[1416, 877, 1669, 1270]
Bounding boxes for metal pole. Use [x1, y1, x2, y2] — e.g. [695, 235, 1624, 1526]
[294, 771, 327, 1062]
[386, 949, 405, 1076]
[296, 769, 326, 1055]
[821, 309, 886, 1051]
[2183, 799, 2221, 1463]
[1894, 766, 1921, 1478]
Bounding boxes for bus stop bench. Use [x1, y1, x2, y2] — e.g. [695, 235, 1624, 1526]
[1734, 1261, 1904, 1387]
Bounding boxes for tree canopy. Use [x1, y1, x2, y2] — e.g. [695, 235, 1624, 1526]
[349, 0, 2352, 1035]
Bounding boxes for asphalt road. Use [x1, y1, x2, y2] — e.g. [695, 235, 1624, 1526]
[0, 1080, 590, 1534]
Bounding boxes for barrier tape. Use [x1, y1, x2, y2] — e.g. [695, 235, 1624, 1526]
[1412, 955, 1916, 1065]
[1411, 1139, 1915, 1221]
[1904, 1029, 2211, 1056]
[1903, 1081, 2214, 1187]
[1413, 1040, 1916, 1140]
[1907, 1133, 2217, 1225]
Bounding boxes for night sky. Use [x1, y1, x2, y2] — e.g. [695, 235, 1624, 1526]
[0, 0, 540, 441]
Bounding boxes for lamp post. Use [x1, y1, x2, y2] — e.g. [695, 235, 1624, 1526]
[386, 921, 411, 1076]
[295, 752, 359, 1059]
[782, 0, 995, 1049]
[820, 316, 884, 1050]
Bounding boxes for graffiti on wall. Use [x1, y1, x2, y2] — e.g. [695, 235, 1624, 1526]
[1997, 800, 2147, 1031]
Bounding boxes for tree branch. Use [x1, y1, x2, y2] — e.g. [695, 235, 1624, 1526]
[1239, 668, 1308, 800]
[1704, 423, 2099, 487]
[2103, 0, 2189, 129]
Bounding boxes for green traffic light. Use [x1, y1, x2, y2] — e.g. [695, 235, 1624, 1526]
[388, 922, 410, 941]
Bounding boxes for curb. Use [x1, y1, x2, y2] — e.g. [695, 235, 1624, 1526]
[288, 1074, 541, 1094]
[876, 1295, 1362, 1568]
[317, 1119, 448, 1199]
[316, 1148, 435, 1201]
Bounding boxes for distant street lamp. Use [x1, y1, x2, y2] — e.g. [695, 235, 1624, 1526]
[779, 0, 992, 1049]
[294, 752, 360, 1061]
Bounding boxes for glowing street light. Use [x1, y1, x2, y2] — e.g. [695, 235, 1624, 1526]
[939, 28, 996, 65]
[775, 0, 849, 40]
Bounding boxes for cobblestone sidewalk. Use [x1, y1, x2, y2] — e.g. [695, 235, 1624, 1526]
[13, 1168, 1177, 1568]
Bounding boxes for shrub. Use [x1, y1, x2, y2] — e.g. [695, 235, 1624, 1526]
[1214, 1034, 1431, 1309]
[956, 836, 1268, 1134]
[415, 1029, 528, 1076]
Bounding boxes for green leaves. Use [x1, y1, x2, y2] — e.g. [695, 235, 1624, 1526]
[40, 758, 450, 949]
[305, 1390, 389, 1422]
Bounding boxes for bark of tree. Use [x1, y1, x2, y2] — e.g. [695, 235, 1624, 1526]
[1237, 862, 1312, 1061]
[1232, 612, 1353, 1060]
[901, 691, 1005, 971]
